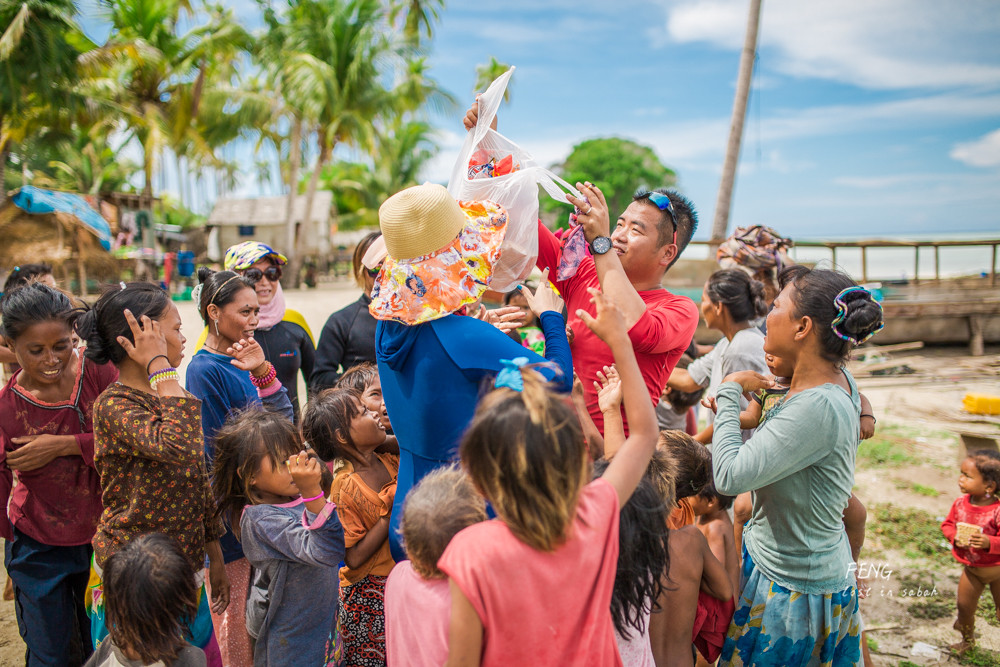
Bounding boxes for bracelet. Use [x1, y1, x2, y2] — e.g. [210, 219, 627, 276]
[249, 362, 277, 388]
[301, 491, 325, 503]
[145, 354, 169, 375]
[150, 369, 180, 391]
[860, 413, 876, 422]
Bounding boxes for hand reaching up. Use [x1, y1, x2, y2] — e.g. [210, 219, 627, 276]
[520, 268, 564, 317]
[576, 287, 627, 345]
[595, 365, 622, 414]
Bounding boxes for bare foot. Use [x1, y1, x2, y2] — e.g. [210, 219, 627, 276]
[950, 640, 973, 656]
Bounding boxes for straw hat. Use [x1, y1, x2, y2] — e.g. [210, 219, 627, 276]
[369, 183, 507, 325]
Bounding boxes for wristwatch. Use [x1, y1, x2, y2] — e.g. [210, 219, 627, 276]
[589, 236, 613, 255]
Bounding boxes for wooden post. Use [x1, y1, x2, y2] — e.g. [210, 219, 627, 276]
[76, 228, 88, 298]
[992, 243, 997, 287]
[913, 246, 919, 283]
[831, 246, 837, 270]
[934, 245, 941, 282]
[861, 245, 868, 283]
[969, 315, 985, 357]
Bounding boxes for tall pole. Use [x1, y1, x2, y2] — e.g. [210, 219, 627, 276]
[710, 0, 763, 243]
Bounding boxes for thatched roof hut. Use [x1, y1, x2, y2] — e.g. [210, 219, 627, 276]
[0, 187, 118, 294]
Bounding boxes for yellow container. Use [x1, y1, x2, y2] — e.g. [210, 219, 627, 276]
[963, 394, 1000, 415]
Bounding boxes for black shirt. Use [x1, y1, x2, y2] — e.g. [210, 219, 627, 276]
[311, 294, 377, 393]
[254, 319, 315, 422]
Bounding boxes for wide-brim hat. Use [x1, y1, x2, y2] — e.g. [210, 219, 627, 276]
[224, 241, 288, 270]
[369, 184, 507, 325]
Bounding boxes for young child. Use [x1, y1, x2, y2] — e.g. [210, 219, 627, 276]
[691, 478, 740, 598]
[941, 450, 1000, 655]
[659, 431, 713, 530]
[438, 287, 659, 666]
[384, 465, 487, 667]
[212, 409, 345, 667]
[645, 452, 733, 667]
[335, 362, 392, 433]
[86, 533, 206, 667]
[301, 387, 396, 667]
[504, 285, 545, 354]
[592, 457, 671, 667]
[656, 356, 703, 434]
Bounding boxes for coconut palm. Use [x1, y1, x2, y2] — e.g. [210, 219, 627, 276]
[388, 0, 445, 45]
[474, 56, 512, 101]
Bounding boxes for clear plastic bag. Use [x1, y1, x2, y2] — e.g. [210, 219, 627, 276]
[447, 67, 578, 292]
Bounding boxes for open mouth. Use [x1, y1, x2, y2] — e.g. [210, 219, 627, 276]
[41, 368, 61, 378]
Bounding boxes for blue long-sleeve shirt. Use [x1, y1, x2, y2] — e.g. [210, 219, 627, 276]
[241, 500, 345, 667]
[377, 310, 572, 559]
[713, 373, 861, 594]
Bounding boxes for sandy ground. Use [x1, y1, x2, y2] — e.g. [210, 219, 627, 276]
[0, 280, 997, 665]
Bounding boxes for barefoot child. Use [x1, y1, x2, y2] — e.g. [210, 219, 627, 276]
[941, 450, 1000, 654]
[85, 534, 207, 667]
[692, 478, 740, 596]
[301, 388, 396, 667]
[384, 466, 487, 667]
[440, 287, 659, 666]
[212, 409, 345, 666]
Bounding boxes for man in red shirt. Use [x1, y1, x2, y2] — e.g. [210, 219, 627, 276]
[547, 183, 699, 434]
[463, 105, 700, 435]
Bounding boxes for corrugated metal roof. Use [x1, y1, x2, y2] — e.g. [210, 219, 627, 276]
[207, 192, 334, 227]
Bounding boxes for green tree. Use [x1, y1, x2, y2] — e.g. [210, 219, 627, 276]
[474, 56, 511, 101]
[548, 137, 677, 223]
[388, 0, 444, 45]
[33, 128, 137, 194]
[0, 0, 89, 201]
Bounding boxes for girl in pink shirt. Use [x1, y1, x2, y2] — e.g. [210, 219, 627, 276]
[439, 288, 659, 667]
[384, 465, 486, 666]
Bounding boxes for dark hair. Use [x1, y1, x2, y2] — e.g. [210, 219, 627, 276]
[335, 362, 379, 394]
[969, 450, 1000, 494]
[664, 355, 704, 413]
[632, 188, 698, 268]
[593, 459, 669, 639]
[705, 269, 768, 323]
[353, 231, 382, 288]
[102, 533, 197, 664]
[0, 283, 74, 341]
[3, 263, 53, 294]
[212, 408, 302, 540]
[657, 430, 711, 499]
[301, 388, 364, 462]
[197, 267, 255, 325]
[777, 266, 884, 363]
[697, 477, 735, 511]
[71, 282, 171, 366]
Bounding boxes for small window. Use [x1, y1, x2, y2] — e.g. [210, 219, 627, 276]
[238, 225, 255, 237]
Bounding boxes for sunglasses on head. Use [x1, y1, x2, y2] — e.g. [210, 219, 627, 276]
[242, 266, 282, 282]
[637, 190, 677, 247]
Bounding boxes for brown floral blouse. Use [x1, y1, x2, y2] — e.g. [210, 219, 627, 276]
[92, 383, 222, 570]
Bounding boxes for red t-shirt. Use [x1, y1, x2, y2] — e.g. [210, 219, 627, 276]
[941, 494, 1000, 567]
[537, 221, 699, 434]
[0, 355, 118, 545]
[439, 478, 622, 667]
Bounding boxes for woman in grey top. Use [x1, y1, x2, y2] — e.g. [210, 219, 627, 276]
[667, 269, 769, 443]
[713, 266, 883, 667]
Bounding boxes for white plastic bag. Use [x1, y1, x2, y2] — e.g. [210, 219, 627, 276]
[447, 66, 579, 292]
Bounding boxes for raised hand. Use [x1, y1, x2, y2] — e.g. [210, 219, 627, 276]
[227, 338, 266, 375]
[576, 287, 627, 345]
[520, 268, 564, 317]
[117, 309, 168, 370]
[286, 450, 323, 499]
[595, 365, 622, 414]
[567, 181, 611, 243]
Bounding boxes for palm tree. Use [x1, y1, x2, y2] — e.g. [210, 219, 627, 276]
[0, 0, 87, 201]
[78, 0, 251, 202]
[474, 56, 512, 101]
[388, 0, 445, 45]
[33, 129, 137, 194]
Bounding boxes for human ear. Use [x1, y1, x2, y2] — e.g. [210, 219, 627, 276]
[207, 304, 220, 322]
[794, 315, 812, 341]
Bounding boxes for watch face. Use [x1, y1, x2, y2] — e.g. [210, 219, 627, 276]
[591, 236, 613, 255]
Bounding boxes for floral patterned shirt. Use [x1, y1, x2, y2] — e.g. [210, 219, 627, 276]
[92, 383, 222, 570]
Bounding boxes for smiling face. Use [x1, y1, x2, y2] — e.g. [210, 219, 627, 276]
[209, 286, 260, 345]
[11, 318, 76, 388]
[360, 376, 392, 431]
[252, 452, 300, 500]
[611, 201, 676, 281]
[247, 258, 279, 306]
[348, 397, 386, 450]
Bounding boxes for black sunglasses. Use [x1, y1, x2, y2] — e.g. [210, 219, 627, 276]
[243, 266, 282, 282]
[636, 190, 677, 246]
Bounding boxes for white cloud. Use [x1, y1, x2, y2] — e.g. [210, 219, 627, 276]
[950, 129, 1000, 168]
[666, 0, 1000, 90]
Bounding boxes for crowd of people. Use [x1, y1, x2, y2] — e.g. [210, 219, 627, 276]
[12, 101, 999, 667]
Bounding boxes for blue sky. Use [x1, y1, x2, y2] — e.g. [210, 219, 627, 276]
[76, 0, 1000, 241]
